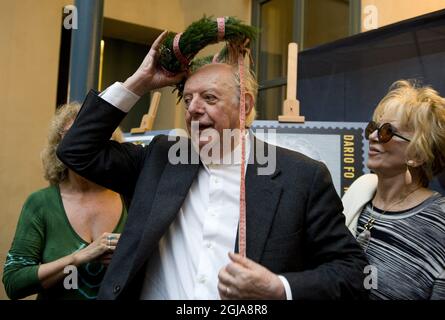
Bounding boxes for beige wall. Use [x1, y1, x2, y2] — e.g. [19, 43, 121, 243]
[0, 0, 250, 300]
[0, 0, 73, 300]
[362, 0, 445, 31]
[105, 0, 185, 32]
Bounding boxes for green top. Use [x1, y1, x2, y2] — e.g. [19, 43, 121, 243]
[2, 185, 127, 300]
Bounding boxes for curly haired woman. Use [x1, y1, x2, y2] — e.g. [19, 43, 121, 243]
[3, 103, 127, 300]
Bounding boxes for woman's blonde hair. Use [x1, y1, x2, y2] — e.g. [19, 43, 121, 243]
[373, 80, 445, 185]
[41, 103, 124, 185]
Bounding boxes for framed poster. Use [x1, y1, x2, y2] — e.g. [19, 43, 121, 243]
[251, 121, 369, 196]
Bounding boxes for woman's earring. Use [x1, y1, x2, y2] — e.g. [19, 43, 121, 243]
[405, 160, 414, 185]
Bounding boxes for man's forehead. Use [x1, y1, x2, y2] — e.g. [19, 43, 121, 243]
[184, 63, 236, 89]
[195, 62, 235, 73]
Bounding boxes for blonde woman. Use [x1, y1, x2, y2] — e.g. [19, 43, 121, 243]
[342, 80, 445, 299]
[3, 103, 127, 300]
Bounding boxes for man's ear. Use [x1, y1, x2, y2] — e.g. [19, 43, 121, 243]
[244, 92, 254, 117]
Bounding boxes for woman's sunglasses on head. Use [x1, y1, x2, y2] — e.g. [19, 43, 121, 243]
[365, 121, 411, 143]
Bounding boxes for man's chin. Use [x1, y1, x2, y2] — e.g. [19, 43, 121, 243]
[196, 139, 215, 150]
[190, 137, 219, 154]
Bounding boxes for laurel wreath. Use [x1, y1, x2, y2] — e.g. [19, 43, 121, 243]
[158, 16, 258, 100]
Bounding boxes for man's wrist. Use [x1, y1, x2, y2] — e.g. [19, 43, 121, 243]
[100, 82, 140, 113]
[123, 73, 149, 97]
[272, 275, 286, 299]
[277, 275, 292, 300]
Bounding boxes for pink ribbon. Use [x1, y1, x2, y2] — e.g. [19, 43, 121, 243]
[217, 17, 226, 42]
[238, 53, 247, 258]
[212, 17, 226, 63]
[173, 33, 190, 67]
[212, 52, 220, 63]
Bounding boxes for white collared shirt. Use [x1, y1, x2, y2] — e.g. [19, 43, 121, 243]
[100, 82, 292, 300]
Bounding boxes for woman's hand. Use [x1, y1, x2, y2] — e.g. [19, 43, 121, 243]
[36, 233, 121, 289]
[73, 232, 121, 266]
[123, 30, 185, 96]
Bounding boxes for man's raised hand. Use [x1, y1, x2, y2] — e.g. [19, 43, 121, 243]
[123, 30, 185, 96]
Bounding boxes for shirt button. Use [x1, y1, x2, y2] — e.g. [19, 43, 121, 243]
[206, 241, 213, 249]
[198, 275, 207, 284]
[214, 178, 219, 184]
[113, 285, 121, 294]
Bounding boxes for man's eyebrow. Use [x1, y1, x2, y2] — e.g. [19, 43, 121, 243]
[183, 88, 220, 96]
[202, 89, 220, 95]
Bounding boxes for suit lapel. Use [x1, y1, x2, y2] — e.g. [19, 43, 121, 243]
[236, 136, 283, 263]
[244, 162, 282, 263]
[130, 160, 200, 276]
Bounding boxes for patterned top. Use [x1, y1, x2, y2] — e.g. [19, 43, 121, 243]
[2, 185, 127, 300]
[356, 193, 445, 299]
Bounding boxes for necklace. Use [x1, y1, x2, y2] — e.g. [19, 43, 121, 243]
[356, 187, 421, 250]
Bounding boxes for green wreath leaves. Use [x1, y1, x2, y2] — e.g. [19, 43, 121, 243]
[159, 16, 257, 74]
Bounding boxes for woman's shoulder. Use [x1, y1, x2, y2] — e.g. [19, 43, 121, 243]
[351, 173, 378, 187]
[431, 193, 445, 212]
[415, 193, 445, 225]
[22, 185, 59, 212]
[343, 173, 378, 199]
[25, 185, 57, 200]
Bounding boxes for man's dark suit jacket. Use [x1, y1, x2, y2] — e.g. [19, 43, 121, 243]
[57, 91, 369, 300]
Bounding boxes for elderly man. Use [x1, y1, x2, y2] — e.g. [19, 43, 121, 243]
[57, 31, 368, 300]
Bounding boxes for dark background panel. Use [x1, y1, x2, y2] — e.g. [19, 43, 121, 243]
[298, 9, 445, 122]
